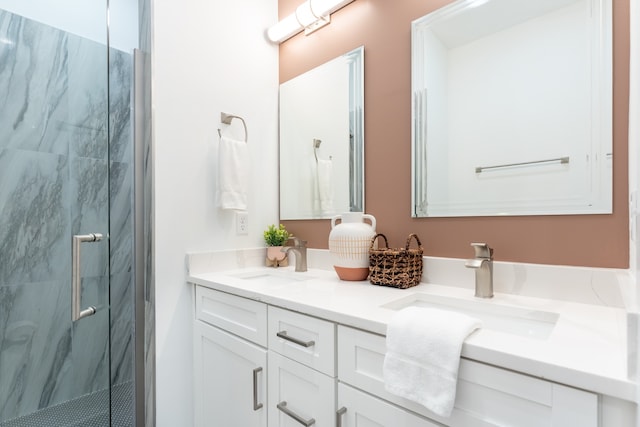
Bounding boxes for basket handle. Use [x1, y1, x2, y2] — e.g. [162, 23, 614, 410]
[405, 233, 422, 250]
[370, 233, 389, 250]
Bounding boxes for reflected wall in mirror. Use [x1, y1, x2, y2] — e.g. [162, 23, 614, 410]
[280, 46, 364, 220]
[411, 0, 612, 217]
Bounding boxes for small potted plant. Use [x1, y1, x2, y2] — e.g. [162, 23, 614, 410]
[264, 224, 291, 267]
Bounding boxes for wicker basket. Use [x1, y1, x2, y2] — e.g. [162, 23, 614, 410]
[368, 233, 424, 289]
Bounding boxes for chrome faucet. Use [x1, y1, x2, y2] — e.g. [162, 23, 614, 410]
[465, 243, 494, 298]
[281, 237, 308, 272]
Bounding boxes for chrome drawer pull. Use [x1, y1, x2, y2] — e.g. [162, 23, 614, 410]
[276, 401, 315, 426]
[336, 407, 347, 427]
[252, 367, 263, 410]
[276, 330, 315, 348]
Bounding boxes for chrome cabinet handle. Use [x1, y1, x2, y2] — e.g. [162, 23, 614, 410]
[276, 331, 315, 348]
[276, 401, 315, 426]
[252, 367, 263, 410]
[336, 407, 347, 427]
[72, 233, 102, 322]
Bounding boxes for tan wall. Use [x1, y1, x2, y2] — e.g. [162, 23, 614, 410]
[278, 0, 630, 268]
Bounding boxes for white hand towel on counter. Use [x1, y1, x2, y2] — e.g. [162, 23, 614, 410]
[383, 306, 481, 418]
[217, 135, 248, 211]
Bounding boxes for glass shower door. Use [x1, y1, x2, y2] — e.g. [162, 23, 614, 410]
[0, 2, 112, 425]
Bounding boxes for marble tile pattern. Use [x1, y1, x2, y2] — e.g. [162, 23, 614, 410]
[109, 48, 134, 396]
[137, 0, 156, 424]
[142, 70, 155, 427]
[0, 9, 134, 423]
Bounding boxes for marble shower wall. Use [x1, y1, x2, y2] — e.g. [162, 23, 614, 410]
[0, 9, 133, 422]
[109, 46, 134, 393]
[138, 0, 155, 424]
[136, 0, 156, 427]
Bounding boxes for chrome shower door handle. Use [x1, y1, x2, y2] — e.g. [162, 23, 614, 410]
[72, 233, 103, 322]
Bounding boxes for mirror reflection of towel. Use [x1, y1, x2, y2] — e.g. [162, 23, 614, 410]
[217, 136, 248, 210]
[316, 158, 334, 214]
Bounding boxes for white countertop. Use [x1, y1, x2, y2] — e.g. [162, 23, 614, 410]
[188, 264, 636, 402]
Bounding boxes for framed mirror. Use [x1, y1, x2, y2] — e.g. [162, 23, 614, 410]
[411, 0, 612, 217]
[279, 46, 364, 220]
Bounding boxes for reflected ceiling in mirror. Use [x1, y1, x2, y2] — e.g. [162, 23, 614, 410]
[280, 46, 364, 220]
[411, 0, 612, 217]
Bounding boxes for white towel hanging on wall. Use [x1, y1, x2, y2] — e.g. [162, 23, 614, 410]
[217, 135, 248, 211]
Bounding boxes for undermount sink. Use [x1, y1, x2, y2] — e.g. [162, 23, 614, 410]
[229, 269, 315, 286]
[382, 293, 559, 340]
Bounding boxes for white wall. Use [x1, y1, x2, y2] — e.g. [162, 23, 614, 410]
[152, 0, 279, 425]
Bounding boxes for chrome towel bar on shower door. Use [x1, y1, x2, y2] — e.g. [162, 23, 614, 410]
[72, 233, 102, 322]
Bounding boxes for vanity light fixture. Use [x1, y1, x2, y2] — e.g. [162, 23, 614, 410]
[267, 0, 356, 44]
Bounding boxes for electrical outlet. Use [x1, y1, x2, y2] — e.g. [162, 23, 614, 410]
[236, 212, 249, 235]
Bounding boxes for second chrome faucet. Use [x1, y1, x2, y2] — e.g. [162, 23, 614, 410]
[465, 243, 494, 298]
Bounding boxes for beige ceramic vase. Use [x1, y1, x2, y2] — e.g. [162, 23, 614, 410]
[328, 212, 376, 281]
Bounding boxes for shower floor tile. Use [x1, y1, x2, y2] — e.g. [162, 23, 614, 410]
[0, 382, 133, 427]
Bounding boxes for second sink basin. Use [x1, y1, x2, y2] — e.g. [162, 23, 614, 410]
[381, 293, 559, 340]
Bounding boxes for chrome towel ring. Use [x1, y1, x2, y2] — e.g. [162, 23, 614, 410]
[217, 112, 248, 142]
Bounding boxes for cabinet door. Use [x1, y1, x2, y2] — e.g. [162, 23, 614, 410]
[338, 383, 439, 427]
[194, 321, 267, 427]
[268, 351, 335, 427]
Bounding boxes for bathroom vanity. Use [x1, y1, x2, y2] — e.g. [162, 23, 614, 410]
[187, 249, 637, 426]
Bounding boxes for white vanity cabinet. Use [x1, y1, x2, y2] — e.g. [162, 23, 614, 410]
[194, 286, 268, 427]
[193, 286, 339, 427]
[192, 283, 631, 427]
[337, 325, 598, 427]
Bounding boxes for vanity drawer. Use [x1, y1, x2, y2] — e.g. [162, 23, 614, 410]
[338, 382, 439, 427]
[337, 325, 597, 427]
[268, 306, 335, 376]
[268, 351, 335, 427]
[195, 286, 267, 347]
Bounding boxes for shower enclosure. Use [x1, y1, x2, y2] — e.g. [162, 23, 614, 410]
[0, 0, 153, 425]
